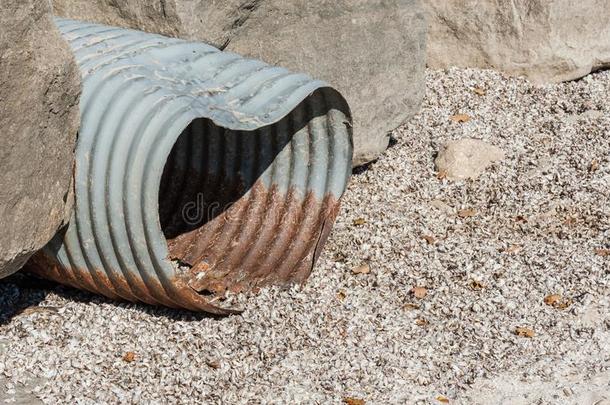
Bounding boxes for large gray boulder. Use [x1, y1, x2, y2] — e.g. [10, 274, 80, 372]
[52, 0, 428, 166]
[0, 0, 80, 278]
[424, 0, 610, 83]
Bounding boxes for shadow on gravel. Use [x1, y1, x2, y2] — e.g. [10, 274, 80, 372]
[0, 273, 52, 326]
[352, 159, 378, 176]
[0, 273, 225, 326]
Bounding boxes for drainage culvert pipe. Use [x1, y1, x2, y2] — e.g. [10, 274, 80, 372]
[27, 19, 353, 314]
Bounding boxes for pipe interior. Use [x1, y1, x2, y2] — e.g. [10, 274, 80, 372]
[157, 90, 350, 294]
[158, 118, 283, 240]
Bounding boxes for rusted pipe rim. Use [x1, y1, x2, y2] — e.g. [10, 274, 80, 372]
[27, 19, 353, 314]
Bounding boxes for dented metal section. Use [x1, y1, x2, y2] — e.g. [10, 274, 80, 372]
[27, 19, 353, 314]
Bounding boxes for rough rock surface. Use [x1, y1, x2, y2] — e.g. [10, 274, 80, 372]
[424, 0, 610, 83]
[435, 138, 505, 180]
[52, 0, 428, 166]
[0, 0, 80, 278]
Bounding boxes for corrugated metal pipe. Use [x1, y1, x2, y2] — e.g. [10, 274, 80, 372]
[27, 19, 353, 314]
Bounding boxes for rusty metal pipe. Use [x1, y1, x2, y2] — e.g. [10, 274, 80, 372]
[27, 19, 353, 314]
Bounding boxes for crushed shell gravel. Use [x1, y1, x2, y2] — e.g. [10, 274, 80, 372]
[0, 67, 609, 404]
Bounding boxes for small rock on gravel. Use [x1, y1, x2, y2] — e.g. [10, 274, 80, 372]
[435, 138, 505, 180]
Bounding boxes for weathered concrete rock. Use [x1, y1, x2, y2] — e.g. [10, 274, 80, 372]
[0, 0, 80, 278]
[52, 0, 428, 166]
[424, 0, 610, 83]
[435, 139, 504, 181]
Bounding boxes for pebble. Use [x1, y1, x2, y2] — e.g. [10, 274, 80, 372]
[435, 138, 505, 180]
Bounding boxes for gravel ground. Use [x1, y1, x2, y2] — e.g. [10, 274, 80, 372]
[1, 67, 609, 404]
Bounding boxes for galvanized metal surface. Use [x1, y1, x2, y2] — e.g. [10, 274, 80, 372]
[27, 19, 353, 314]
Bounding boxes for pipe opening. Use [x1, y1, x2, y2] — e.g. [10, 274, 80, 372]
[158, 90, 351, 297]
